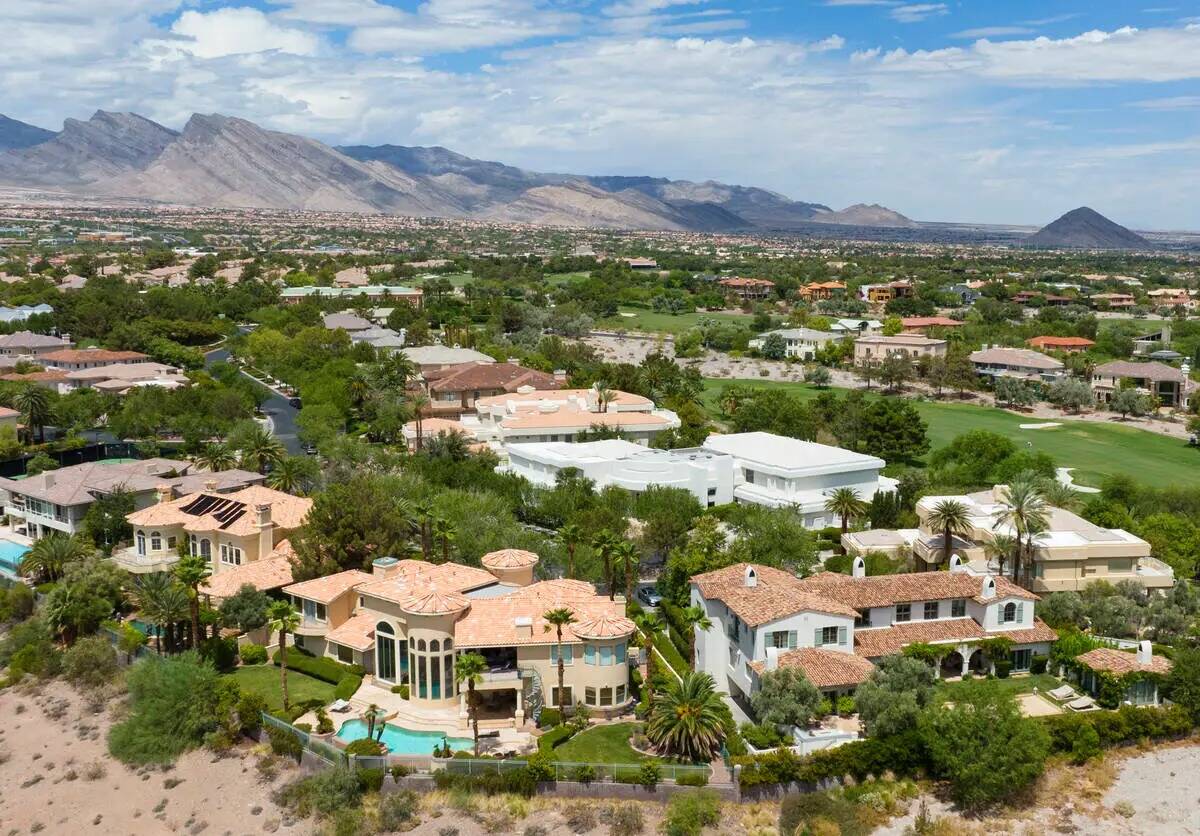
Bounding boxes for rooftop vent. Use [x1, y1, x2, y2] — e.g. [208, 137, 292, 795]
[744, 566, 757, 588]
[981, 576, 996, 600]
[1137, 640, 1152, 666]
[852, 556, 866, 578]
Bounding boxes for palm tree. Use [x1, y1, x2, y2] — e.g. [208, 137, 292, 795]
[19, 534, 88, 582]
[267, 455, 317, 494]
[268, 600, 301, 711]
[408, 392, 431, 451]
[682, 604, 712, 666]
[130, 572, 189, 654]
[363, 703, 386, 743]
[645, 671, 727, 762]
[237, 424, 285, 475]
[454, 652, 488, 755]
[1040, 479, 1081, 511]
[194, 442, 236, 472]
[542, 608, 577, 717]
[414, 500, 435, 560]
[926, 499, 972, 571]
[595, 385, 616, 413]
[987, 533, 1019, 578]
[432, 517, 455, 564]
[824, 487, 867, 538]
[590, 530, 620, 600]
[559, 523, 581, 579]
[14, 383, 51, 444]
[613, 541, 641, 604]
[637, 612, 664, 702]
[994, 476, 1050, 585]
[346, 370, 373, 417]
[173, 554, 211, 649]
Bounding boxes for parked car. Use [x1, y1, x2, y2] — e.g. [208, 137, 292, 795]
[288, 397, 302, 409]
[637, 587, 663, 607]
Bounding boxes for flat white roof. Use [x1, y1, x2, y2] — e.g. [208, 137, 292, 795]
[508, 440, 726, 467]
[701, 432, 885, 476]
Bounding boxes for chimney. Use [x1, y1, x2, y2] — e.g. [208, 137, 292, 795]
[514, 616, 533, 638]
[852, 556, 866, 578]
[204, 479, 218, 492]
[372, 556, 400, 579]
[1137, 640, 1152, 666]
[765, 646, 780, 672]
[256, 503, 272, 528]
[255, 503, 274, 560]
[43, 473, 55, 488]
[155, 484, 173, 505]
[744, 566, 757, 588]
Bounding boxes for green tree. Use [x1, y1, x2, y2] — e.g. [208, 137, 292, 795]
[218, 584, 272, 633]
[542, 608, 578, 717]
[1046, 378, 1092, 412]
[750, 667, 821, 728]
[994, 476, 1049, 583]
[230, 422, 285, 474]
[854, 654, 938, 737]
[268, 600, 301, 711]
[1164, 647, 1200, 723]
[645, 671, 727, 762]
[25, 452, 58, 476]
[42, 557, 127, 642]
[174, 554, 211, 650]
[759, 332, 786, 360]
[81, 488, 136, 552]
[613, 541, 642, 605]
[432, 516, 455, 564]
[454, 652, 488, 756]
[267, 455, 319, 495]
[292, 474, 416, 578]
[591, 529, 621, 601]
[194, 443, 237, 472]
[877, 353, 912, 392]
[14, 383, 53, 444]
[919, 681, 1051, 808]
[824, 487, 868, 538]
[682, 604, 712, 666]
[633, 487, 702, 559]
[858, 398, 929, 462]
[993, 376, 1038, 408]
[926, 499, 971, 569]
[130, 572, 190, 654]
[559, 522, 582, 579]
[1109, 387, 1154, 419]
[20, 534, 89, 582]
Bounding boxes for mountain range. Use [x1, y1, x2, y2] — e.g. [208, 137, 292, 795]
[0, 110, 918, 232]
[1025, 206, 1151, 250]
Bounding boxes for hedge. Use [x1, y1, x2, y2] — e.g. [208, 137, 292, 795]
[537, 724, 577, 753]
[335, 674, 363, 701]
[272, 648, 364, 684]
[651, 631, 689, 676]
[1042, 705, 1193, 753]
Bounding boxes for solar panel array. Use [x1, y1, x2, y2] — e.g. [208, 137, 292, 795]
[179, 494, 248, 530]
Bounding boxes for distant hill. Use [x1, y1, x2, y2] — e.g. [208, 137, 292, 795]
[1026, 207, 1150, 250]
[0, 108, 916, 232]
[0, 115, 56, 151]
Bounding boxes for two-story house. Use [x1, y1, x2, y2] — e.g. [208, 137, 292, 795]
[465, 387, 680, 447]
[691, 561, 1057, 703]
[747, 328, 844, 361]
[284, 549, 634, 728]
[854, 335, 948, 364]
[1092, 360, 1195, 409]
[969, 346, 1065, 382]
[424, 362, 561, 419]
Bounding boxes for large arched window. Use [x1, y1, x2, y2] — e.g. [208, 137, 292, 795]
[1002, 602, 1017, 623]
[376, 621, 396, 682]
[136, 530, 146, 556]
[200, 538, 211, 559]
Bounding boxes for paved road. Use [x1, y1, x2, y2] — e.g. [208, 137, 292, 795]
[205, 347, 304, 456]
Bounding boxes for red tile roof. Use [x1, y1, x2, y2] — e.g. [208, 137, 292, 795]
[853, 619, 988, 657]
[1076, 647, 1172, 676]
[691, 563, 860, 626]
[1027, 336, 1095, 349]
[425, 362, 558, 394]
[750, 648, 876, 688]
[797, 571, 1037, 610]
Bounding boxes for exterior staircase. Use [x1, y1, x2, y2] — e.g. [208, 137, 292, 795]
[520, 665, 544, 726]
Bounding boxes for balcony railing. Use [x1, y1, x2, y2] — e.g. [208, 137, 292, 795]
[110, 547, 180, 574]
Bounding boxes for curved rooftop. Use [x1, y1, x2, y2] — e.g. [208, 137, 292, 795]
[571, 613, 636, 640]
[399, 589, 471, 616]
[481, 548, 540, 570]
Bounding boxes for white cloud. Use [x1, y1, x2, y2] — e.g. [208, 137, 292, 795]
[604, 0, 710, 16]
[169, 8, 320, 58]
[1132, 95, 1200, 110]
[951, 26, 1034, 39]
[890, 4, 948, 24]
[342, 0, 580, 54]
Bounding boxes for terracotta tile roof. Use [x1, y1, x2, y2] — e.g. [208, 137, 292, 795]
[499, 579, 600, 603]
[718, 277, 775, 288]
[201, 554, 294, 599]
[749, 648, 876, 689]
[902, 317, 963, 328]
[501, 410, 671, 431]
[128, 485, 312, 536]
[970, 347, 1064, 370]
[454, 598, 624, 648]
[40, 348, 148, 364]
[1095, 360, 1188, 384]
[400, 589, 471, 615]
[285, 570, 372, 605]
[1076, 647, 1173, 676]
[853, 618, 989, 658]
[572, 613, 636, 639]
[797, 571, 1037, 610]
[325, 612, 377, 651]
[1, 370, 68, 383]
[691, 563, 860, 626]
[475, 388, 652, 409]
[356, 560, 497, 604]
[426, 362, 559, 394]
[481, 549, 539, 570]
[0, 457, 192, 506]
[994, 620, 1059, 645]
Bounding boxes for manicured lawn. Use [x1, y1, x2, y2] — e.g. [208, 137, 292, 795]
[598, 308, 753, 336]
[226, 664, 336, 713]
[935, 672, 1061, 701]
[544, 271, 592, 286]
[700, 378, 1200, 488]
[552, 722, 650, 763]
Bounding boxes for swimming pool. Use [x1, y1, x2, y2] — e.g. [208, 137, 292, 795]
[335, 718, 473, 756]
[0, 539, 29, 576]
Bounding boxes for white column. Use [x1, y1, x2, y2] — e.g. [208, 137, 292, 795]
[960, 646, 970, 677]
[458, 691, 468, 720]
[514, 688, 525, 725]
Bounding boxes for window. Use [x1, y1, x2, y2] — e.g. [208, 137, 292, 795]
[600, 646, 613, 666]
[302, 600, 326, 622]
[770, 631, 797, 650]
[551, 686, 573, 706]
[550, 645, 574, 665]
[1011, 649, 1032, 672]
[819, 626, 839, 646]
[855, 610, 871, 628]
[221, 545, 243, 566]
[337, 645, 353, 664]
[616, 642, 626, 663]
[951, 599, 966, 618]
[136, 530, 146, 556]
[190, 535, 197, 556]
[895, 603, 911, 623]
[584, 645, 596, 665]
[200, 539, 211, 559]
[167, 536, 176, 550]
[585, 686, 597, 706]
[744, 469, 755, 484]
[1002, 602, 1018, 623]
[1108, 559, 1133, 573]
[600, 687, 613, 707]
[294, 635, 304, 649]
[150, 531, 162, 551]
[924, 602, 939, 620]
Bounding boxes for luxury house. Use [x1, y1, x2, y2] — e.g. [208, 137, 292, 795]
[1027, 336, 1095, 353]
[424, 362, 562, 419]
[0, 331, 72, 358]
[748, 328, 844, 360]
[1076, 643, 1173, 706]
[900, 317, 963, 336]
[115, 484, 311, 575]
[284, 550, 634, 727]
[969, 346, 1065, 381]
[853, 335, 948, 364]
[1092, 360, 1195, 409]
[280, 285, 423, 307]
[700, 432, 896, 526]
[718, 277, 775, 301]
[691, 561, 1057, 702]
[38, 347, 150, 371]
[464, 387, 680, 447]
[0, 459, 261, 542]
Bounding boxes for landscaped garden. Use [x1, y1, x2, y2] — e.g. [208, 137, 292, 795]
[935, 672, 1061, 701]
[226, 664, 336, 713]
[550, 722, 651, 764]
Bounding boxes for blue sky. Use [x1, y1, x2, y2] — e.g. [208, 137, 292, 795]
[5, 1, 1200, 228]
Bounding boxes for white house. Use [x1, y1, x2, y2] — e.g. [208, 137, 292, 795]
[690, 561, 1057, 702]
[700, 432, 895, 527]
[501, 439, 734, 507]
[748, 328, 844, 360]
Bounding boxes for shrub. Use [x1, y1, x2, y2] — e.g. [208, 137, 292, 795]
[240, 643, 267, 665]
[272, 648, 363, 684]
[663, 790, 721, 836]
[836, 696, 856, 717]
[525, 752, 556, 783]
[355, 767, 386, 793]
[606, 803, 644, 836]
[0, 618, 60, 678]
[306, 766, 363, 816]
[569, 764, 596, 784]
[236, 691, 267, 736]
[1031, 654, 1049, 675]
[539, 707, 562, 728]
[740, 722, 787, 750]
[62, 635, 119, 688]
[316, 709, 334, 735]
[994, 659, 1013, 679]
[432, 767, 537, 797]
[199, 636, 239, 673]
[378, 789, 420, 831]
[335, 674, 363, 701]
[389, 684, 410, 699]
[267, 725, 303, 762]
[674, 771, 709, 787]
[1070, 723, 1102, 764]
[537, 724, 577, 752]
[564, 803, 596, 833]
[637, 761, 661, 788]
[345, 738, 385, 756]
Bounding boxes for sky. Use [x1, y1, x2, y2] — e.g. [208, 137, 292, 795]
[4, 1, 1200, 229]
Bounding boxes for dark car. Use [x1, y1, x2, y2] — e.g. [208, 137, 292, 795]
[637, 587, 663, 607]
[288, 397, 302, 409]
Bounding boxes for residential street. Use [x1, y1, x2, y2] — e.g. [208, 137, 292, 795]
[204, 346, 304, 455]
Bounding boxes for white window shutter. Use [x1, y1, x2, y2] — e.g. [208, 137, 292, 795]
[788, 631, 797, 649]
[838, 626, 848, 646]
[1017, 603, 1024, 623]
[814, 627, 823, 646]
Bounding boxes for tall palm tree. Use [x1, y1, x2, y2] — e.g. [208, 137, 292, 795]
[1040, 479, 1081, 512]
[268, 600, 301, 711]
[432, 517, 455, 564]
[994, 476, 1050, 585]
[926, 499, 972, 571]
[454, 652, 487, 755]
[19, 534, 88, 582]
[559, 523, 581, 579]
[595, 385, 616, 413]
[414, 500, 435, 560]
[590, 530, 620, 600]
[824, 487, 867, 538]
[130, 572, 190, 655]
[542, 608, 577, 717]
[237, 424, 285, 475]
[408, 392, 431, 451]
[194, 442, 237, 472]
[682, 604, 712, 666]
[346, 370, 373, 417]
[267, 455, 317, 494]
[637, 612, 664, 702]
[14, 383, 51, 444]
[174, 554, 211, 649]
[987, 533, 1019, 578]
[645, 671, 727, 762]
[613, 541, 641, 604]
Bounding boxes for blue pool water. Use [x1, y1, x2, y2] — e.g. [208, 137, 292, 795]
[335, 719, 472, 755]
[0, 539, 29, 575]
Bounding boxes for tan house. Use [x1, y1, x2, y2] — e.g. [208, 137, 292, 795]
[853, 335, 948, 364]
[1092, 361, 1195, 409]
[39, 347, 149, 371]
[718, 277, 775, 301]
[424, 362, 562, 418]
[466, 387, 680, 447]
[285, 550, 633, 728]
[116, 485, 311, 575]
[0, 331, 73, 358]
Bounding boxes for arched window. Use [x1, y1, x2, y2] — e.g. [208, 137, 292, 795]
[1003, 602, 1017, 623]
[136, 530, 146, 556]
[430, 639, 440, 652]
[417, 639, 426, 652]
[444, 638, 453, 651]
[150, 531, 161, 551]
[376, 621, 395, 635]
[189, 535, 198, 556]
[200, 538, 211, 559]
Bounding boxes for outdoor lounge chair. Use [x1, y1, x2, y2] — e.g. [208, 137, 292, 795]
[329, 699, 352, 713]
[1048, 685, 1077, 702]
[1066, 695, 1098, 712]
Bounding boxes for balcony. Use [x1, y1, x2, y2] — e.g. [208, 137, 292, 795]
[111, 547, 180, 574]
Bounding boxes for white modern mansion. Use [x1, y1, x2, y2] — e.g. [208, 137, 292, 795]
[690, 561, 1057, 702]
